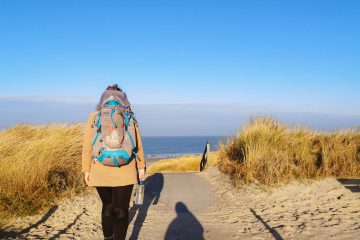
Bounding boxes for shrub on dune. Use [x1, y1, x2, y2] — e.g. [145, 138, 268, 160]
[0, 124, 85, 224]
[218, 117, 360, 185]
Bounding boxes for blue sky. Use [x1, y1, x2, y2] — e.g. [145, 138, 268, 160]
[0, 1, 359, 135]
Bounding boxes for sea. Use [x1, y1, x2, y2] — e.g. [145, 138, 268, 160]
[142, 136, 227, 158]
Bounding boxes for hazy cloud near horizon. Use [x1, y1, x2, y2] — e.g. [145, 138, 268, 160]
[0, 98, 359, 136]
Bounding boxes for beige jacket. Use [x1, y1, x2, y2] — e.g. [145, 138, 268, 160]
[81, 112, 146, 186]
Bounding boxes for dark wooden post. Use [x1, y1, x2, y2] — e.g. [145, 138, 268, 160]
[200, 141, 210, 172]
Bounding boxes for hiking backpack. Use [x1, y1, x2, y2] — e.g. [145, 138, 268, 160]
[91, 90, 139, 167]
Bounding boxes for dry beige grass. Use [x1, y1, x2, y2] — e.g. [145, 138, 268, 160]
[2, 117, 359, 225]
[147, 152, 219, 173]
[218, 117, 360, 186]
[0, 124, 85, 225]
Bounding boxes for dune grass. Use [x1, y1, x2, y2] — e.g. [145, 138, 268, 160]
[147, 152, 219, 174]
[218, 117, 360, 186]
[0, 124, 85, 225]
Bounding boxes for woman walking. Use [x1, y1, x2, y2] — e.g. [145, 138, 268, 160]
[82, 84, 146, 240]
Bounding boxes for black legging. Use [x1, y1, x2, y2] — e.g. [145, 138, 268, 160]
[96, 185, 134, 240]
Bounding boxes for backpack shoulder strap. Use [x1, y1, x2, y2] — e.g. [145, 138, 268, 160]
[94, 111, 101, 128]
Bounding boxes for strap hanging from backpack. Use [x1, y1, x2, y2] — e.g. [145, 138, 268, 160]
[95, 111, 101, 128]
[112, 156, 119, 167]
[133, 150, 140, 160]
[110, 108, 117, 128]
[127, 130, 135, 148]
[92, 112, 102, 146]
[130, 112, 137, 123]
[124, 110, 130, 126]
[92, 131, 100, 146]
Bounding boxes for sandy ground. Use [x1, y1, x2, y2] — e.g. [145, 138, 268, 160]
[201, 168, 360, 240]
[1, 167, 359, 240]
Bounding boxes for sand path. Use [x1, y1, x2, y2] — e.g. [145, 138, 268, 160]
[0, 172, 233, 240]
[1, 170, 360, 240]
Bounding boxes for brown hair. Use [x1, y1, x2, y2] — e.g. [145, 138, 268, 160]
[106, 84, 122, 91]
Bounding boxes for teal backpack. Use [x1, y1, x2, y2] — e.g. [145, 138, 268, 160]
[91, 89, 139, 167]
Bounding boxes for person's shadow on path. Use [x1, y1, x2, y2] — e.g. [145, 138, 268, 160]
[164, 202, 204, 240]
[129, 173, 164, 240]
